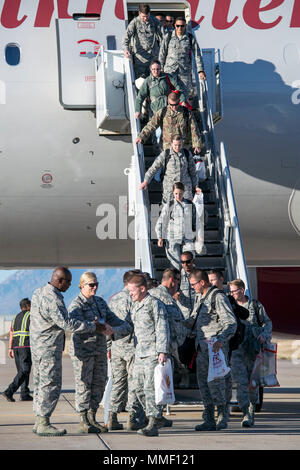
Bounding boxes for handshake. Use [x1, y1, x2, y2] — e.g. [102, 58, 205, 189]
[94, 320, 114, 336]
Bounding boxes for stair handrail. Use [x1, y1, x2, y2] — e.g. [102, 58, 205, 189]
[193, 57, 251, 296]
[123, 57, 154, 276]
[219, 142, 251, 292]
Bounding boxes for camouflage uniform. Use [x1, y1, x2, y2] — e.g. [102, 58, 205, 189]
[159, 30, 204, 97]
[177, 268, 196, 319]
[68, 293, 126, 413]
[155, 198, 196, 270]
[113, 293, 169, 419]
[108, 288, 141, 415]
[122, 15, 164, 79]
[144, 147, 198, 203]
[186, 287, 236, 425]
[30, 283, 96, 418]
[231, 298, 272, 410]
[138, 104, 202, 151]
[150, 285, 187, 381]
[135, 72, 187, 116]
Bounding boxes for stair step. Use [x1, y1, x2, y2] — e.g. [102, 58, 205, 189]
[205, 216, 220, 230]
[153, 255, 225, 270]
[204, 229, 222, 241]
[151, 242, 223, 257]
[204, 204, 218, 216]
[147, 192, 218, 206]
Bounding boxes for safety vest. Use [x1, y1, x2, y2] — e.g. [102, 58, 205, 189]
[12, 310, 30, 348]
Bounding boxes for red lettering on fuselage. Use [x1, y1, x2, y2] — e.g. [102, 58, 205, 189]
[34, 0, 54, 27]
[1, 0, 27, 29]
[290, 0, 300, 26]
[212, 0, 238, 30]
[1, 0, 299, 29]
[186, 0, 204, 25]
[243, 0, 284, 29]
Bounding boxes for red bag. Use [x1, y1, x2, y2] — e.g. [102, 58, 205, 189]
[166, 74, 193, 110]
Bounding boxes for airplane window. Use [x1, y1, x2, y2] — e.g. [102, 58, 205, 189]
[5, 44, 20, 66]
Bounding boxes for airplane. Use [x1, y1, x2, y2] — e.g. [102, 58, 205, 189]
[0, 0, 299, 333]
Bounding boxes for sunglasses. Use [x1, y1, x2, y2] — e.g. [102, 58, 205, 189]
[86, 282, 98, 288]
[175, 24, 185, 28]
[181, 259, 193, 264]
[169, 102, 180, 107]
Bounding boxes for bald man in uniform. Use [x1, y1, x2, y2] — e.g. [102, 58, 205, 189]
[30, 267, 103, 437]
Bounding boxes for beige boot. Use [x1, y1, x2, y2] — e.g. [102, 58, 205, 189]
[249, 403, 256, 426]
[36, 416, 67, 436]
[87, 409, 108, 433]
[107, 412, 123, 430]
[126, 412, 144, 431]
[78, 411, 100, 433]
[241, 407, 252, 428]
[216, 405, 227, 431]
[137, 417, 159, 437]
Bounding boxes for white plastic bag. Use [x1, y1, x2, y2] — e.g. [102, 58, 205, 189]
[193, 193, 206, 255]
[100, 359, 113, 425]
[207, 338, 231, 382]
[154, 358, 175, 405]
[249, 343, 280, 389]
[194, 157, 207, 182]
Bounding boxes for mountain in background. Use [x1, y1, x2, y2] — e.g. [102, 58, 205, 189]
[0, 268, 129, 316]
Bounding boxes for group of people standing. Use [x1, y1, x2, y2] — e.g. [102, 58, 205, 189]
[2, 260, 272, 438]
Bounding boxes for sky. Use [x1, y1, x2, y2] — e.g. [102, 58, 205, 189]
[0, 270, 17, 283]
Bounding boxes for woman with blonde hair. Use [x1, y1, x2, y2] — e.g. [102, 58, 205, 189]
[68, 271, 125, 434]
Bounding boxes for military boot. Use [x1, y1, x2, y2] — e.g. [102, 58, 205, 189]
[195, 406, 216, 431]
[241, 406, 252, 428]
[126, 412, 144, 431]
[78, 411, 100, 433]
[137, 417, 159, 437]
[178, 372, 190, 389]
[87, 409, 108, 433]
[32, 418, 38, 434]
[216, 405, 228, 431]
[36, 416, 67, 436]
[107, 412, 123, 431]
[156, 415, 173, 428]
[249, 403, 256, 426]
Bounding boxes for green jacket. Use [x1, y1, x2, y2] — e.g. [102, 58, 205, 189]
[135, 72, 187, 115]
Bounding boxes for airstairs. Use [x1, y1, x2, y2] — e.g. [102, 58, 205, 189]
[95, 47, 251, 295]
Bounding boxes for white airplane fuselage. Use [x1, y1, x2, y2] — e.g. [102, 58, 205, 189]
[0, 0, 300, 269]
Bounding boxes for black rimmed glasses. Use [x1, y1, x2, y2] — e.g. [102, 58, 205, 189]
[230, 288, 240, 294]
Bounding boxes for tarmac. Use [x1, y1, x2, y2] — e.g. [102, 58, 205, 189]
[0, 335, 300, 453]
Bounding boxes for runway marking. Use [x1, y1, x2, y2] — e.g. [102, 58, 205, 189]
[61, 394, 111, 450]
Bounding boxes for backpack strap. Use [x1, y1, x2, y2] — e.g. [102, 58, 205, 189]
[252, 299, 263, 327]
[209, 287, 226, 314]
[191, 287, 214, 331]
[161, 148, 171, 180]
[188, 32, 194, 51]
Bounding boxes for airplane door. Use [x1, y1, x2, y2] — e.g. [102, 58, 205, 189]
[56, 16, 102, 108]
